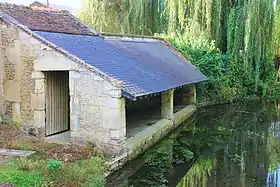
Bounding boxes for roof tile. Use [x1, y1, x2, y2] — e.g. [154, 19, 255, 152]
[0, 3, 95, 35]
[35, 31, 208, 100]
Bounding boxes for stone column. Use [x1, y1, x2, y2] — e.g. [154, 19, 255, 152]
[189, 85, 196, 104]
[4, 79, 21, 123]
[161, 89, 174, 119]
[12, 103, 21, 122]
[105, 97, 127, 157]
[69, 70, 80, 132]
[182, 85, 196, 105]
[31, 71, 46, 128]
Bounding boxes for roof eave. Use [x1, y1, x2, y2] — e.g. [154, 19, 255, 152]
[122, 90, 136, 101]
[123, 78, 208, 101]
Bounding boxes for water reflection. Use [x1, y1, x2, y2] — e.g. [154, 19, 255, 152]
[106, 101, 280, 187]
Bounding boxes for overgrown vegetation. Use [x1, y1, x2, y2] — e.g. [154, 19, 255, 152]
[0, 157, 106, 187]
[79, 0, 280, 102]
[0, 123, 107, 187]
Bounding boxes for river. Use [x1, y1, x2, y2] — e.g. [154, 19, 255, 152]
[106, 101, 280, 187]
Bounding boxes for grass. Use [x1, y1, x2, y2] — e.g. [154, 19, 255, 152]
[0, 122, 108, 187]
[0, 169, 41, 187]
[0, 157, 107, 187]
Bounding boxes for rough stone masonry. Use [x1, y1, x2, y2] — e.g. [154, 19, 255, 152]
[0, 19, 127, 157]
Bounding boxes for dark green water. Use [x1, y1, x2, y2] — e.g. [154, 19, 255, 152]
[106, 101, 280, 187]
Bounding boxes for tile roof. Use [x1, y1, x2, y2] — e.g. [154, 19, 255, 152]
[35, 31, 208, 100]
[0, 3, 96, 35]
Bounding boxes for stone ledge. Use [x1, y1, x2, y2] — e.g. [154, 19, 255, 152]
[173, 105, 196, 125]
[108, 105, 196, 171]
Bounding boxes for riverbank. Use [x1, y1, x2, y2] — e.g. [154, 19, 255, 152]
[106, 100, 280, 187]
[1, 97, 278, 187]
[108, 105, 196, 172]
[0, 104, 198, 186]
[0, 123, 107, 187]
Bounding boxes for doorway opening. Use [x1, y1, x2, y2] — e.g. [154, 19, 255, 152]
[45, 71, 70, 136]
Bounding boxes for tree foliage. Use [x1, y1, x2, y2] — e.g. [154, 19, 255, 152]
[79, 0, 278, 102]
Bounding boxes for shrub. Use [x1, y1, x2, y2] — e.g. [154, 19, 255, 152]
[46, 160, 63, 182]
[47, 160, 63, 170]
[169, 35, 236, 102]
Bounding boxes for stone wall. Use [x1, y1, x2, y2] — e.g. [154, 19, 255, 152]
[0, 24, 3, 120]
[1, 19, 126, 157]
[70, 70, 126, 157]
[1, 21, 24, 122]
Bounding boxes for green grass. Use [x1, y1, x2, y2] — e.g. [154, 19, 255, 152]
[0, 169, 41, 187]
[0, 157, 107, 187]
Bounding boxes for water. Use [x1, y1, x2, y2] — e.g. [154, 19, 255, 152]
[106, 101, 280, 187]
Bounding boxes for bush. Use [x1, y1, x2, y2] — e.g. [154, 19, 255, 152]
[170, 35, 236, 102]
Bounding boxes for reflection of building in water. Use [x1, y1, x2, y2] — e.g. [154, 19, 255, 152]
[267, 167, 280, 186]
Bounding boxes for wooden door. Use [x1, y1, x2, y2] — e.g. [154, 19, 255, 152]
[45, 71, 69, 136]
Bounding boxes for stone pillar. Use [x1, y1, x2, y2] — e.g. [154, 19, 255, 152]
[31, 71, 46, 128]
[69, 70, 80, 132]
[182, 85, 196, 105]
[12, 103, 21, 122]
[161, 89, 174, 119]
[104, 97, 127, 157]
[189, 85, 196, 104]
[4, 79, 21, 122]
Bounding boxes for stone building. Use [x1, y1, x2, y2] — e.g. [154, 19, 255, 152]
[0, 4, 207, 159]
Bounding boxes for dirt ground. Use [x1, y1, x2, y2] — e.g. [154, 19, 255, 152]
[0, 124, 101, 163]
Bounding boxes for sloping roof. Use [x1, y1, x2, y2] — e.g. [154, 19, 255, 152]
[35, 31, 207, 100]
[0, 3, 96, 35]
[29, 1, 77, 13]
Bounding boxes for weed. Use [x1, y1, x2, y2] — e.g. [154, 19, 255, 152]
[0, 115, 19, 128]
[47, 160, 63, 170]
[19, 143, 28, 150]
[59, 157, 107, 186]
[46, 160, 63, 182]
[14, 158, 37, 171]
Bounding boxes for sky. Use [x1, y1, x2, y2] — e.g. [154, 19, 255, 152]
[0, 0, 82, 9]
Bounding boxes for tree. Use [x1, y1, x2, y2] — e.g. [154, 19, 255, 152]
[78, 0, 277, 98]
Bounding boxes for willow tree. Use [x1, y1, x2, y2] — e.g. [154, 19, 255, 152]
[227, 0, 275, 94]
[79, 0, 276, 96]
[78, 0, 167, 35]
